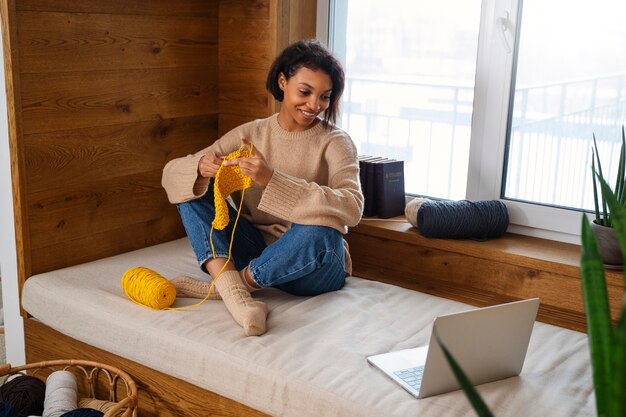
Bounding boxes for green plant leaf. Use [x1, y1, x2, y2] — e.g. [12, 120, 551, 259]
[615, 133, 625, 200]
[580, 217, 612, 416]
[594, 134, 611, 226]
[597, 175, 626, 284]
[618, 126, 626, 204]
[592, 148, 601, 224]
[594, 177, 626, 416]
[436, 333, 495, 417]
[609, 301, 625, 417]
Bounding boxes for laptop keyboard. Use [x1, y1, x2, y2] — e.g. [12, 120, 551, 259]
[394, 366, 425, 391]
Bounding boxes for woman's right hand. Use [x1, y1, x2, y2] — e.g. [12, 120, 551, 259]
[197, 151, 224, 178]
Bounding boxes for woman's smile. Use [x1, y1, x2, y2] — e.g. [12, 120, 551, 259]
[298, 108, 318, 120]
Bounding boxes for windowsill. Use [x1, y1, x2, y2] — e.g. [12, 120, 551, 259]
[354, 217, 584, 272]
[347, 216, 623, 332]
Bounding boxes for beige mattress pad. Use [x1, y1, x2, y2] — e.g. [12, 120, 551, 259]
[22, 238, 594, 417]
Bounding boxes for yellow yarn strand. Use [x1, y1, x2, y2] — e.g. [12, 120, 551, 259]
[166, 187, 248, 310]
[166, 143, 254, 310]
[122, 144, 254, 311]
[121, 267, 177, 310]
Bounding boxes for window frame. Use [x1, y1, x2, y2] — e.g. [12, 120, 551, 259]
[318, 0, 590, 244]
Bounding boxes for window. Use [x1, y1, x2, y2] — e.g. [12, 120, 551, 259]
[319, 0, 626, 244]
[504, 0, 626, 211]
[327, 0, 482, 201]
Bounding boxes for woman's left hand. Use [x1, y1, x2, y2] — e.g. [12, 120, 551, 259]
[223, 138, 274, 187]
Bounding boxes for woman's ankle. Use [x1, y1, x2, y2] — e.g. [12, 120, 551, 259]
[240, 267, 261, 291]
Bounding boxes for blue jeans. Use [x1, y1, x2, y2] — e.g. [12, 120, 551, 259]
[176, 188, 346, 296]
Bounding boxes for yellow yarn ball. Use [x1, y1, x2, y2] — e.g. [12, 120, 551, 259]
[121, 267, 176, 310]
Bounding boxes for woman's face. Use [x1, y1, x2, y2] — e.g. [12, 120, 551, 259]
[277, 66, 333, 132]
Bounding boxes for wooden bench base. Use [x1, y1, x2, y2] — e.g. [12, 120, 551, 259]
[24, 319, 270, 417]
[346, 218, 624, 332]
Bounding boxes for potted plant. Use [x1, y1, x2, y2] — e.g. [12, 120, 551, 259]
[578, 176, 626, 417]
[590, 126, 626, 268]
[439, 175, 626, 416]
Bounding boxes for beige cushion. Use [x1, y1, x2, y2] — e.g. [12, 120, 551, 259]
[22, 239, 594, 417]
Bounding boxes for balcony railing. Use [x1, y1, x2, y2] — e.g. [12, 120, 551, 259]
[340, 72, 626, 206]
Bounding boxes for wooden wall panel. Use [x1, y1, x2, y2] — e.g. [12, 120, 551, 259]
[15, 0, 219, 17]
[220, 13, 271, 42]
[4, 0, 319, 281]
[217, 0, 318, 136]
[1, 0, 33, 289]
[219, 68, 270, 117]
[3, 0, 219, 278]
[219, 113, 260, 137]
[219, 40, 271, 71]
[28, 174, 172, 246]
[29, 213, 185, 274]
[24, 115, 216, 193]
[286, 0, 317, 45]
[218, 0, 273, 136]
[17, 12, 217, 73]
[20, 67, 217, 135]
[219, 0, 270, 20]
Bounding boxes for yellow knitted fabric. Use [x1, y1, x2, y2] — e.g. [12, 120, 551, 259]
[212, 145, 253, 230]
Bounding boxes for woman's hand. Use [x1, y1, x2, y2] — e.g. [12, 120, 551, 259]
[223, 138, 274, 187]
[197, 151, 223, 179]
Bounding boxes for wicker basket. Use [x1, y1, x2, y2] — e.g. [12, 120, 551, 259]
[0, 359, 138, 417]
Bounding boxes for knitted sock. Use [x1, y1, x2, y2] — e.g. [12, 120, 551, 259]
[171, 276, 222, 300]
[214, 270, 267, 336]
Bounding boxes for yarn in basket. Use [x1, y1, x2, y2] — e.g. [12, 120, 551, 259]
[0, 374, 45, 416]
[0, 401, 21, 417]
[43, 370, 77, 417]
[59, 408, 104, 417]
[77, 398, 118, 414]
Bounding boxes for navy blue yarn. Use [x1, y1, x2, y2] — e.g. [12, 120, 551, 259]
[416, 200, 509, 239]
[60, 408, 105, 417]
[0, 401, 21, 417]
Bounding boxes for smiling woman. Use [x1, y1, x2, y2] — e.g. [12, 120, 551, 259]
[276, 67, 333, 131]
[161, 39, 364, 336]
[266, 39, 345, 129]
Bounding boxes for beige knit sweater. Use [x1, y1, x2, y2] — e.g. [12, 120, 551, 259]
[162, 114, 364, 273]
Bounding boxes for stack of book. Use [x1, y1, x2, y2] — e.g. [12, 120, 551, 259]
[358, 156, 406, 218]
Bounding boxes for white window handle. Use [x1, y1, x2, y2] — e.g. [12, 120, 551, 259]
[497, 11, 513, 53]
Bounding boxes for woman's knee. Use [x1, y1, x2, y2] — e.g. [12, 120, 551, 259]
[280, 224, 346, 274]
[276, 250, 346, 296]
[289, 224, 343, 253]
[318, 249, 347, 290]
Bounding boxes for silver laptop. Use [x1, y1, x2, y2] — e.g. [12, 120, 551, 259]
[367, 298, 540, 399]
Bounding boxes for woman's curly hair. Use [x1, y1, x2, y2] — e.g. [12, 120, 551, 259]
[266, 39, 345, 128]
